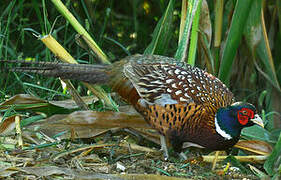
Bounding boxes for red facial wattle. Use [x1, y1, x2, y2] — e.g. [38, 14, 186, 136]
[237, 108, 254, 125]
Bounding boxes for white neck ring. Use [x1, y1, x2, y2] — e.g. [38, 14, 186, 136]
[215, 116, 233, 140]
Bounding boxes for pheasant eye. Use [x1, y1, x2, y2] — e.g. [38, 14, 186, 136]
[241, 108, 254, 118]
[237, 113, 248, 125]
[237, 108, 250, 125]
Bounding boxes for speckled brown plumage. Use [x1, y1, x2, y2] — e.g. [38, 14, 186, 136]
[122, 55, 236, 152]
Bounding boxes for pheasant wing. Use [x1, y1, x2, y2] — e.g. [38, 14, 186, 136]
[124, 55, 235, 114]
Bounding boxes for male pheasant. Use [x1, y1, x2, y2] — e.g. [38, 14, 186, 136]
[1, 54, 264, 158]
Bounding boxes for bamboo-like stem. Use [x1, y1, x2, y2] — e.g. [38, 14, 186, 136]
[50, 0, 110, 64]
[40, 35, 118, 110]
[203, 155, 268, 164]
[41, 35, 78, 64]
[214, 0, 224, 47]
[187, 0, 202, 66]
[213, 0, 223, 74]
[179, 0, 188, 44]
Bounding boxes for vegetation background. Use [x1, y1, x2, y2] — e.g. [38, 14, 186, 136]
[0, 0, 280, 179]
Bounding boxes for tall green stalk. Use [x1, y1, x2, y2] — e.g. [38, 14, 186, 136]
[218, 0, 254, 85]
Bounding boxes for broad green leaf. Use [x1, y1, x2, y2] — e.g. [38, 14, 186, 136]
[218, 0, 254, 85]
[243, 0, 280, 91]
[241, 126, 275, 143]
[264, 133, 281, 176]
[256, 43, 281, 91]
[144, 0, 174, 55]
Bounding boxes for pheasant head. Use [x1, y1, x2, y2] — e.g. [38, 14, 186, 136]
[215, 102, 264, 140]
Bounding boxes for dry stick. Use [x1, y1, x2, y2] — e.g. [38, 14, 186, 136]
[15, 116, 23, 148]
[212, 151, 220, 170]
[63, 79, 89, 110]
[203, 155, 268, 164]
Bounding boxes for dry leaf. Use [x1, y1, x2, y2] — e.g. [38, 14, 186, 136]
[0, 94, 98, 110]
[199, 0, 212, 45]
[0, 94, 47, 110]
[0, 116, 16, 135]
[49, 95, 97, 109]
[234, 140, 272, 155]
[28, 109, 149, 139]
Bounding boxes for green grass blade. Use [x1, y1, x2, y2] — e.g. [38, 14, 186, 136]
[218, 0, 254, 84]
[0, 0, 16, 59]
[144, 0, 175, 55]
[20, 114, 46, 127]
[31, 0, 45, 34]
[80, 0, 94, 31]
[22, 82, 67, 96]
[42, 0, 52, 34]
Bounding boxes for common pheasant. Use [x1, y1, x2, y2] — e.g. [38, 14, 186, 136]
[1, 54, 264, 158]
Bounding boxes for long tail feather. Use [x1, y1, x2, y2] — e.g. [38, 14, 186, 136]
[0, 60, 110, 84]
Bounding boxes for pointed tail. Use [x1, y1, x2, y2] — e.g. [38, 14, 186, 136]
[1, 60, 110, 84]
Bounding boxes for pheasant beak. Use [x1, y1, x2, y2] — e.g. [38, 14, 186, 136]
[251, 114, 264, 128]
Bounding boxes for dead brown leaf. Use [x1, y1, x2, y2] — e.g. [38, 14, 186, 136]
[0, 94, 47, 110]
[0, 115, 16, 135]
[234, 140, 272, 155]
[0, 94, 98, 110]
[27, 109, 149, 139]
